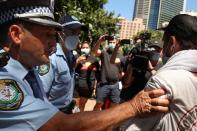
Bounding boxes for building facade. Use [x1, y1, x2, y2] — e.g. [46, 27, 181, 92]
[158, 0, 186, 28]
[133, 0, 186, 30]
[118, 17, 145, 39]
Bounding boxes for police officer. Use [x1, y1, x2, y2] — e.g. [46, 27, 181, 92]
[38, 14, 81, 113]
[0, 0, 169, 130]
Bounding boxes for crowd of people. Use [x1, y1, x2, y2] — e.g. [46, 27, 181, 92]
[0, 0, 197, 131]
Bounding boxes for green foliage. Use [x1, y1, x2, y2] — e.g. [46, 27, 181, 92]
[54, 0, 119, 46]
[132, 30, 164, 44]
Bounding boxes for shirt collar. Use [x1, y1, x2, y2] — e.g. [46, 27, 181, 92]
[55, 43, 66, 59]
[5, 57, 29, 80]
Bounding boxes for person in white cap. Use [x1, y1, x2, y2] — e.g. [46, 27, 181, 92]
[0, 0, 169, 130]
[38, 14, 83, 114]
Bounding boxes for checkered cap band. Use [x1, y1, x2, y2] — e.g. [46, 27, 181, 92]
[0, 6, 54, 24]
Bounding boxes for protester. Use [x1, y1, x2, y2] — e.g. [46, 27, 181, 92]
[75, 41, 100, 111]
[122, 14, 197, 131]
[92, 36, 123, 110]
[120, 54, 149, 101]
[38, 14, 82, 114]
[109, 39, 148, 102]
[0, 0, 169, 130]
[146, 39, 163, 78]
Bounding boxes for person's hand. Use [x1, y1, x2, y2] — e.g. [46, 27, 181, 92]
[98, 34, 107, 42]
[128, 89, 169, 116]
[115, 39, 121, 48]
[76, 54, 86, 64]
[147, 60, 156, 75]
[148, 60, 154, 71]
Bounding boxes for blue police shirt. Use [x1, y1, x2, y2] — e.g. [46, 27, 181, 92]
[38, 43, 74, 109]
[0, 57, 59, 131]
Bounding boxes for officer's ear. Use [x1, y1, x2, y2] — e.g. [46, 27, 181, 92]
[8, 24, 23, 45]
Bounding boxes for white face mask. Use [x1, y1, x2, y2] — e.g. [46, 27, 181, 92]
[81, 48, 90, 55]
[64, 36, 79, 50]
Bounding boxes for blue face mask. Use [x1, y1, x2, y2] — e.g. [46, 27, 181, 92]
[162, 56, 170, 64]
[64, 36, 79, 50]
[81, 48, 90, 55]
[150, 52, 160, 61]
[108, 43, 115, 49]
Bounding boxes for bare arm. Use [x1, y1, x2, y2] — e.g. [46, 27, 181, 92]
[91, 35, 106, 56]
[148, 60, 157, 76]
[122, 64, 133, 89]
[110, 40, 121, 64]
[39, 89, 169, 131]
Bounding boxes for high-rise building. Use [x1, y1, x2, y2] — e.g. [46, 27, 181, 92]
[133, 0, 186, 30]
[133, 0, 151, 26]
[118, 17, 145, 39]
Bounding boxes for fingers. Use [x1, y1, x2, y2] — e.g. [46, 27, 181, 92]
[147, 88, 166, 98]
[145, 89, 170, 113]
[150, 95, 170, 113]
[151, 106, 169, 113]
[151, 98, 170, 106]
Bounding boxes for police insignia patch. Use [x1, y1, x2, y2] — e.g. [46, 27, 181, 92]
[0, 80, 24, 110]
[38, 64, 50, 76]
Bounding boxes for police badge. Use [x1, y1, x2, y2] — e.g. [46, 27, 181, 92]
[0, 80, 24, 110]
[38, 63, 50, 76]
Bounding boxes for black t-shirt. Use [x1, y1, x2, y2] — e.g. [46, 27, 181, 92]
[75, 55, 100, 88]
[100, 51, 121, 83]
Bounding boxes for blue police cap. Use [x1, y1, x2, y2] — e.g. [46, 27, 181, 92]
[0, 0, 62, 29]
[58, 14, 82, 29]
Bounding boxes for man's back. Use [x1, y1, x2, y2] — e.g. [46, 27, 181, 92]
[125, 50, 197, 131]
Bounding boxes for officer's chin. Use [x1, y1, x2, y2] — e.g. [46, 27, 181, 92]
[38, 55, 50, 66]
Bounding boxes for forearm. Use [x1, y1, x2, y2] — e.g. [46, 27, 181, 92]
[39, 89, 169, 131]
[91, 39, 102, 55]
[59, 102, 135, 131]
[110, 45, 119, 64]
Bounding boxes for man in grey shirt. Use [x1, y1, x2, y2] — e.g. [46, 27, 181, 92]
[124, 14, 197, 131]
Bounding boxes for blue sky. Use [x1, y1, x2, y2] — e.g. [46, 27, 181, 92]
[104, 0, 197, 20]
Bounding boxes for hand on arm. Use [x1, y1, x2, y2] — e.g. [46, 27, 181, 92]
[39, 89, 169, 131]
[128, 89, 169, 117]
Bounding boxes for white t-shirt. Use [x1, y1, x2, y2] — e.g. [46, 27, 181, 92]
[123, 50, 197, 131]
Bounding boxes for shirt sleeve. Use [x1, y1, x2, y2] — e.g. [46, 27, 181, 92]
[120, 71, 173, 130]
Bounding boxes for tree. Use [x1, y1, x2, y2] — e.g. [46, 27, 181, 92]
[132, 30, 164, 44]
[54, 0, 119, 46]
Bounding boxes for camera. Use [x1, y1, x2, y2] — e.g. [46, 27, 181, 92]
[139, 32, 151, 41]
[121, 39, 131, 45]
[104, 35, 114, 40]
[126, 47, 149, 74]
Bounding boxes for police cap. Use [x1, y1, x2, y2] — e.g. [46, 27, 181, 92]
[0, 0, 62, 29]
